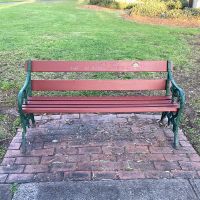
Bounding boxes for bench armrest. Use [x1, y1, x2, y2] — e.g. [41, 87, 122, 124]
[167, 61, 185, 109]
[18, 60, 32, 114]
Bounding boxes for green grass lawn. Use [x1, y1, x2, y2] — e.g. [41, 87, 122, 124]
[0, 0, 200, 159]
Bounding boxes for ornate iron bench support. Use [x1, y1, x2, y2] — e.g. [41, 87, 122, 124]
[160, 61, 185, 148]
[18, 60, 35, 152]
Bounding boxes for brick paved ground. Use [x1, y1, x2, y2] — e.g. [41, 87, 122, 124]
[0, 113, 200, 183]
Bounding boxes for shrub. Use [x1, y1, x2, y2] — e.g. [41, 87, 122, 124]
[89, 0, 114, 7]
[165, 7, 200, 18]
[185, 8, 200, 17]
[125, 3, 134, 9]
[129, 0, 200, 19]
[165, 9, 184, 18]
[109, 1, 120, 8]
[89, 0, 102, 5]
[89, 0, 134, 9]
[165, 0, 183, 10]
[180, 0, 189, 8]
[130, 0, 168, 17]
[117, 1, 130, 9]
[89, 0, 200, 19]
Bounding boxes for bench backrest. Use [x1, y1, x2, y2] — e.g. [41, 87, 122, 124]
[26, 60, 172, 92]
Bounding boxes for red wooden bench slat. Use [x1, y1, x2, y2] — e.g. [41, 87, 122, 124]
[22, 103, 177, 108]
[22, 106, 178, 113]
[28, 96, 171, 101]
[31, 80, 166, 91]
[28, 60, 168, 72]
[26, 100, 172, 105]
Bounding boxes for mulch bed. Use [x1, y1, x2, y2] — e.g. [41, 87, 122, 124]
[82, 5, 200, 28]
[122, 14, 200, 28]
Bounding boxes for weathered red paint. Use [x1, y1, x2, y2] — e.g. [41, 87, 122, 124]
[27, 100, 172, 105]
[28, 96, 171, 101]
[27, 60, 169, 72]
[22, 106, 178, 113]
[31, 79, 166, 91]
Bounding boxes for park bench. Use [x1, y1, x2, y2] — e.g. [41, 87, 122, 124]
[18, 60, 185, 152]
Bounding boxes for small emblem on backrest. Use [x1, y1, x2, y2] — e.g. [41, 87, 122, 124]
[132, 62, 140, 68]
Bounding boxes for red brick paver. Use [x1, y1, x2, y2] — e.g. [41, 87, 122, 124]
[1, 113, 200, 183]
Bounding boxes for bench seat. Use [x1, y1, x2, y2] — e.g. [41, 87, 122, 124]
[22, 96, 178, 113]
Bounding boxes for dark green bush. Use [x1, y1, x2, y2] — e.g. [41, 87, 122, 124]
[180, 0, 189, 7]
[89, 0, 131, 9]
[185, 8, 200, 17]
[109, 1, 120, 8]
[125, 4, 134, 9]
[89, 0, 114, 7]
[89, 0, 102, 5]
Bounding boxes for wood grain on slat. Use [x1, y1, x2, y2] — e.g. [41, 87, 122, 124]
[29, 60, 168, 72]
[22, 106, 178, 113]
[28, 96, 171, 101]
[31, 80, 166, 91]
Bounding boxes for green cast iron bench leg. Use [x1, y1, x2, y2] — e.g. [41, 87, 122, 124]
[160, 109, 183, 149]
[19, 113, 35, 152]
[160, 61, 185, 149]
[18, 60, 36, 152]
